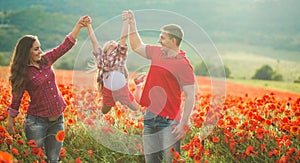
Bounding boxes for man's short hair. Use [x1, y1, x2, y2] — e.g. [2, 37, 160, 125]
[161, 24, 184, 46]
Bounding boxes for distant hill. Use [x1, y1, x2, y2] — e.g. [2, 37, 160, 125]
[1, 0, 299, 80]
[1, 0, 299, 52]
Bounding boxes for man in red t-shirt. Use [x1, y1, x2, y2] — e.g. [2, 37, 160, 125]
[127, 10, 196, 163]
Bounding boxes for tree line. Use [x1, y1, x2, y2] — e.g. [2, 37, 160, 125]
[193, 62, 299, 82]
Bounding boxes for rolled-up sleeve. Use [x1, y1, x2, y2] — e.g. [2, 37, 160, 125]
[67, 33, 76, 44]
[43, 33, 76, 65]
[8, 90, 25, 117]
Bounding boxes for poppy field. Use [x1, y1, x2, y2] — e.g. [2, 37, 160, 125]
[0, 66, 300, 163]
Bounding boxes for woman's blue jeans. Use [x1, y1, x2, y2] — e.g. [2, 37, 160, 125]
[24, 114, 64, 163]
[143, 109, 181, 163]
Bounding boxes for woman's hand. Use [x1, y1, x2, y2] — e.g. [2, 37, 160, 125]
[70, 15, 90, 39]
[6, 115, 16, 135]
[78, 15, 91, 27]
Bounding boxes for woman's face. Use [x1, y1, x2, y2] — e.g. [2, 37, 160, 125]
[29, 39, 42, 64]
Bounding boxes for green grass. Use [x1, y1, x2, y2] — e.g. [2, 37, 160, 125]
[220, 50, 300, 82]
[227, 78, 300, 94]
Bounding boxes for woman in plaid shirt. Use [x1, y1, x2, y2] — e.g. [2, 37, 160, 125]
[86, 11, 145, 114]
[6, 15, 90, 162]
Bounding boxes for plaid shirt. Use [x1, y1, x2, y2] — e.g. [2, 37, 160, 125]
[93, 43, 128, 83]
[8, 34, 76, 118]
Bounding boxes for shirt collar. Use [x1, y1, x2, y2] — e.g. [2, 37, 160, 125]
[163, 50, 186, 59]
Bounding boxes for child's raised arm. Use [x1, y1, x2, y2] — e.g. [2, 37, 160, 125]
[87, 22, 100, 52]
[120, 11, 129, 46]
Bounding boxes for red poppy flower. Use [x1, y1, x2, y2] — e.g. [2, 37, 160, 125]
[55, 130, 65, 142]
[290, 126, 298, 134]
[75, 158, 82, 163]
[260, 144, 266, 153]
[27, 139, 38, 148]
[245, 145, 258, 156]
[0, 151, 13, 163]
[31, 147, 43, 157]
[279, 155, 288, 162]
[5, 135, 13, 146]
[284, 139, 291, 147]
[0, 126, 6, 134]
[193, 153, 202, 163]
[11, 148, 19, 157]
[170, 147, 176, 154]
[212, 137, 220, 143]
[172, 151, 180, 161]
[272, 149, 279, 156]
[23, 150, 30, 157]
[255, 128, 265, 139]
[286, 148, 296, 156]
[67, 118, 76, 126]
[117, 157, 123, 163]
[60, 147, 66, 158]
[88, 150, 93, 156]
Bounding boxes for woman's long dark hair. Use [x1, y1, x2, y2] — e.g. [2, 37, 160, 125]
[9, 35, 37, 96]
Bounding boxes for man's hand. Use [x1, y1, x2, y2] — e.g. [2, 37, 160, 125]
[172, 123, 190, 141]
[128, 10, 135, 24]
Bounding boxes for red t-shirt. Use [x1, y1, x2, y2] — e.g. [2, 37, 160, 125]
[140, 45, 195, 121]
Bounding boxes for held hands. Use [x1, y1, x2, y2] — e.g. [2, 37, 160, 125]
[70, 15, 91, 39]
[78, 15, 92, 27]
[122, 10, 135, 24]
[122, 11, 129, 22]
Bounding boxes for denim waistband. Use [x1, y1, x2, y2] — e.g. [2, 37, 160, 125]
[144, 109, 171, 121]
[26, 114, 63, 122]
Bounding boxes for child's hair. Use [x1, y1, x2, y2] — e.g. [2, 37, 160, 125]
[102, 41, 111, 54]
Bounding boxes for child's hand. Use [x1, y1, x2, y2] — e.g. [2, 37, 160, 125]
[83, 16, 92, 26]
[122, 11, 129, 22]
[79, 15, 91, 27]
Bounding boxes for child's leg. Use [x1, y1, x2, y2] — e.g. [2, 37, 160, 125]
[113, 85, 138, 111]
[121, 73, 146, 111]
[102, 105, 112, 114]
[101, 71, 124, 114]
[133, 73, 146, 102]
[127, 100, 140, 111]
[104, 71, 146, 112]
[134, 85, 142, 102]
[102, 87, 116, 114]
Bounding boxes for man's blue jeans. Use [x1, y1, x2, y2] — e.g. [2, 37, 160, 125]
[143, 109, 181, 163]
[24, 114, 64, 163]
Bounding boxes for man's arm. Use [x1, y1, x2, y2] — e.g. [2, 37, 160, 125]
[172, 84, 195, 140]
[181, 84, 195, 125]
[128, 10, 147, 58]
